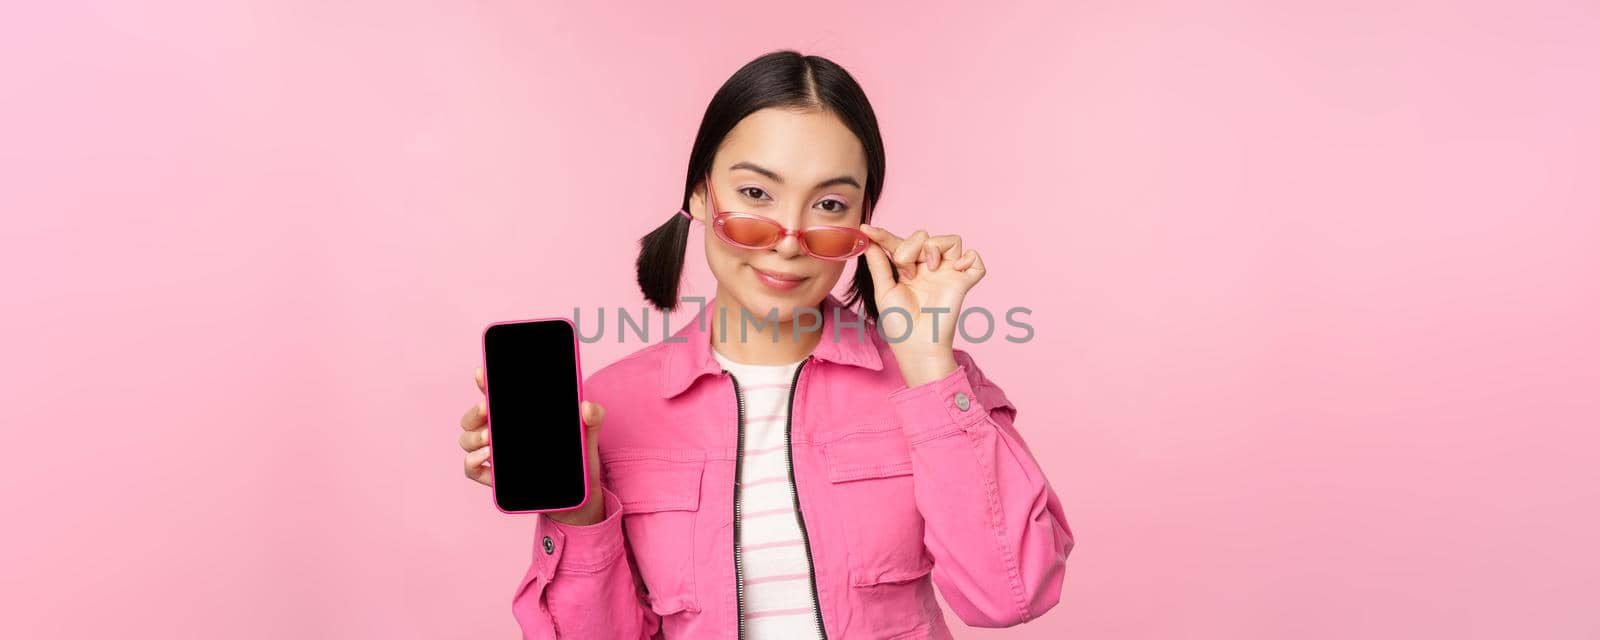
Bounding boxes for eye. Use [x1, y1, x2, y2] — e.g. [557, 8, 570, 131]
[739, 186, 769, 201]
[815, 198, 849, 213]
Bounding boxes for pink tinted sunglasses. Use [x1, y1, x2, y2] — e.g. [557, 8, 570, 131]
[677, 171, 872, 261]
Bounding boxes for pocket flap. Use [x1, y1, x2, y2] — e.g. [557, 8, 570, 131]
[605, 449, 706, 513]
[647, 592, 697, 616]
[822, 426, 913, 483]
[855, 552, 934, 587]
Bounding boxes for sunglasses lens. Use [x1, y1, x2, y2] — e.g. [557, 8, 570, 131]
[719, 216, 783, 248]
[801, 228, 867, 259]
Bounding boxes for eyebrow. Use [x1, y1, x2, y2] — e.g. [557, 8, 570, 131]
[728, 161, 862, 191]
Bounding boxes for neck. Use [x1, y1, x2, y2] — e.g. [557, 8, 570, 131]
[708, 288, 823, 366]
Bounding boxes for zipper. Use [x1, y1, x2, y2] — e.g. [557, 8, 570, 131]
[728, 369, 748, 640]
[784, 355, 828, 639]
[728, 354, 827, 640]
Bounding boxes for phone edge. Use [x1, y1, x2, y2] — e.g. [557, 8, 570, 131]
[480, 315, 591, 516]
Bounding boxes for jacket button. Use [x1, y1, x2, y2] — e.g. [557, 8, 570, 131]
[954, 392, 970, 411]
[543, 536, 555, 555]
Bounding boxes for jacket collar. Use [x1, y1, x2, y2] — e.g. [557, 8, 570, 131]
[659, 293, 883, 398]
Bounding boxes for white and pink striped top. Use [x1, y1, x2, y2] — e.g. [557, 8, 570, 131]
[713, 350, 824, 640]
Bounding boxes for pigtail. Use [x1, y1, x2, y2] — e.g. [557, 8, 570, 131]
[635, 209, 693, 312]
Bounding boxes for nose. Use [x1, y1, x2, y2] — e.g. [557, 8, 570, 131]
[772, 228, 805, 258]
[770, 205, 808, 258]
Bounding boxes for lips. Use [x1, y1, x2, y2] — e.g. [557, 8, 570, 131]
[752, 266, 809, 290]
[753, 267, 807, 281]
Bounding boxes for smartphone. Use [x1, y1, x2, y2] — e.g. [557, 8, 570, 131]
[480, 317, 589, 514]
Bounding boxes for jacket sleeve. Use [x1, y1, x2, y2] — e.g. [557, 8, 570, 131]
[885, 348, 1075, 627]
[511, 486, 661, 638]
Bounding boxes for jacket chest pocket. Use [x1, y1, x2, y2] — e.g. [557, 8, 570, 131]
[821, 426, 934, 587]
[606, 450, 707, 615]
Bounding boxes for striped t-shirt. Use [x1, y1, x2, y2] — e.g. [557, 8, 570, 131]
[712, 350, 824, 639]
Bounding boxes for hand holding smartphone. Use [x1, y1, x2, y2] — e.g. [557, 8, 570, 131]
[459, 370, 606, 524]
[472, 317, 604, 520]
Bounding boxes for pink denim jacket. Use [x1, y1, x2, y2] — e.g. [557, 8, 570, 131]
[512, 293, 1074, 639]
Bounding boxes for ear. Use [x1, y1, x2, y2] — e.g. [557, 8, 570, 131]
[689, 179, 709, 222]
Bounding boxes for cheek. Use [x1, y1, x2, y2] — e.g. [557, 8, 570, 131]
[819, 260, 849, 282]
[703, 233, 741, 275]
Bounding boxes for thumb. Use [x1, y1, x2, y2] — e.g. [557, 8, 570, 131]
[581, 400, 605, 431]
[862, 242, 896, 295]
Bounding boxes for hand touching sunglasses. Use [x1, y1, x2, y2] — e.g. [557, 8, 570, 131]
[677, 171, 873, 261]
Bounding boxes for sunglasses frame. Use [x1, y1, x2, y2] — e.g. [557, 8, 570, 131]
[677, 170, 873, 261]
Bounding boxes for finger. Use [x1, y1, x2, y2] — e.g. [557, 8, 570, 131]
[464, 444, 493, 482]
[459, 425, 489, 452]
[932, 234, 963, 262]
[902, 232, 961, 262]
[471, 464, 494, 487]
[891, 229, 927, 267]
[952, 249, 979, 271]
[857, 223, 904, 255]
[892, 230, 929, 275]
[925, 245, 940, 271]
[863, 226, 962, 264]
[863, 241, 897, 293]
[475, 367, 485, 394]
[460, 399, 486, 431]
[963, 249, 986, 283]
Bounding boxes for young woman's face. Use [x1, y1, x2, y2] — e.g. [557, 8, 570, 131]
[689, 107, 871, 321]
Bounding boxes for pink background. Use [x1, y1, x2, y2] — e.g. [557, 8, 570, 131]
[3, 1, 1597, 638]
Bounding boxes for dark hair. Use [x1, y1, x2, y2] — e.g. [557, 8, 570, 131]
[635, 50, 890, 324]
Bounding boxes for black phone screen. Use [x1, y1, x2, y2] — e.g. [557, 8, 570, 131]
[482, 319, 587, 513]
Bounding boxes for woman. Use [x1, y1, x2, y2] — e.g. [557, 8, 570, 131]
[459, 50, 1074, 639]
